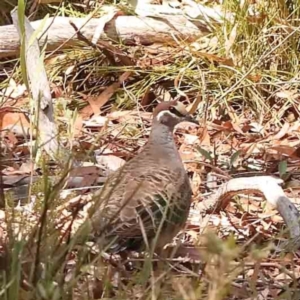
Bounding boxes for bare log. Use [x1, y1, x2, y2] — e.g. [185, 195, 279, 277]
[0, 15, 209, 58]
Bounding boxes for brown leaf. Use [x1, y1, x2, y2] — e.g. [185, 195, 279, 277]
[5, 132, 18, 146]
[268, 145, 299, 159]
[141, 86, 156, 107]
[246, 73, 262, 82]
[217, 120, 244, 135]
[199, 126, 211, 146]
[179, 151, 196, 161]
[271, 122, 290, 140]
[3, 165, 32, 175]
[231, 122, 244, 135]
[86, 96, 102, 116]
[87, 71, 132, 116]
[0, 107, 30, 132]
[73, 115, 83, 137]
[247, 13, 267, 24]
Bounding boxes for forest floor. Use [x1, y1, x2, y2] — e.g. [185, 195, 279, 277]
[1, 0, 300, 299]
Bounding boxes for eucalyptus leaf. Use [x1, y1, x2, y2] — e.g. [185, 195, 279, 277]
[279, 160, 287, 178]
[196, 146, 213, 162]
[230, 150, 241, 168]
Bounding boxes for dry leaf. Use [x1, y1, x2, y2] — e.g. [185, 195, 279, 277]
[83, 115, 109, 128]
[271, 122, 290, 140]
[108, 110, 152, 123]
[231, 122, 244, 135]
[19, 161, 34, 173]
[183, 134, 199, 145]
[95, 154, 126, 174]
[268, 145, 299, 159]
[141, 86, 156, 107]
[74, 115, 83, 137]
[197, 51, 234, 66]
[199, 126, 211, 146]
[225, 23, 238, 57]
[5, 132, 18, 146]
[86, 71, 132, 116]
[0, 108, 30, 132]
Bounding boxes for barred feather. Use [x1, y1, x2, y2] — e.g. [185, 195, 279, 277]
[90, 101, 196, 252]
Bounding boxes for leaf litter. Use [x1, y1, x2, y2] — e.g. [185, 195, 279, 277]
[1, 0, 300, 299]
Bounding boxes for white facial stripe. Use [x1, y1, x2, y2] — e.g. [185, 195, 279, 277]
[155, 110, 180, 122]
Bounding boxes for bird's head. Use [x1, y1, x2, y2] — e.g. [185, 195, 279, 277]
[152, 100, 198, 128]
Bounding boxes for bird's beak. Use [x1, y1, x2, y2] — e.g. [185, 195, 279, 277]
[184, 115, 198, 125]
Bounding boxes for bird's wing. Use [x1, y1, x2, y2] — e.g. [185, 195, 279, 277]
[90, 161, 192, 251]
[108, 168, 191, 238]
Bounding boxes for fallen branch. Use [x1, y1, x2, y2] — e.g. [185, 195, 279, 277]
[0, 15, 209, 58]
[198, 176, 300, 251]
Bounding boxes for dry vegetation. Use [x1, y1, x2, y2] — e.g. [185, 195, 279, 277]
[1, 0, 300, 299]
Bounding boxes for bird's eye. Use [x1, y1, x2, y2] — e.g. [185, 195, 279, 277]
[169, 106, 177, 114]
[169, 106, 185, 117]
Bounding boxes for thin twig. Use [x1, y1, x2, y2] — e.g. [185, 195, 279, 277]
[69, 21, 134, 66]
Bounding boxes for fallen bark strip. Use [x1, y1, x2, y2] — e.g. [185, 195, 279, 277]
[0, 15, 209, 58]
[11, 8, 68, 162]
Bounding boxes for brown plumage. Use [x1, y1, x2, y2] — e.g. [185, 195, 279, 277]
[90, 100, 198, 253]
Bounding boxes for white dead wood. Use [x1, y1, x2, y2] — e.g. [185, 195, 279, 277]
[197, 176, 300, 251]
[11, 8, 68, 162]
[0, 14, 209, 58]
[134, 0, 230, 24]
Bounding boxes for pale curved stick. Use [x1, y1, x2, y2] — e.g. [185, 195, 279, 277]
[198, 176, 300, 250]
